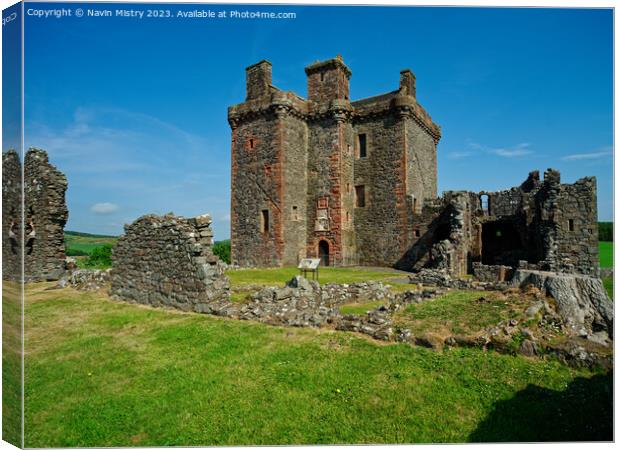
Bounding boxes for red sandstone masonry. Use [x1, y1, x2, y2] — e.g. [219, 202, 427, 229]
[228, 57, 441, 268]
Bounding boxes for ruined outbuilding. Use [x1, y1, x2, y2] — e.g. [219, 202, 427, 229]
[397, 169, 599, 278]
[229, 57, 599, 277]
[2, 148, 69, 281]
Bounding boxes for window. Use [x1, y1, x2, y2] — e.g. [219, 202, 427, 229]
[568, 219, 574, 231]
[480, 194, 489, 211]
[247, 137, 256, 150]
[320, 72, 325, 82]
[260, 209, 269, 233]
[357, 134, 367, 158]
[413, 197, 418, 213]
[414, 229, 420, 238]
[355, 185, 366, 207]
[292, 206, 299, 221]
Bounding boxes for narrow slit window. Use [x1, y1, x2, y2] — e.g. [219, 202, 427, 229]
[260, 209, 269, 233]
[357, 134, 367, 158]
[355, 185, 366, 207]
[568, 219, 574, 231]
[480, 194, 489, 211]
[414, 229, 420, 238]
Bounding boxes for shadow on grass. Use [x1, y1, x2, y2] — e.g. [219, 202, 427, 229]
[469, 371, 613, 442]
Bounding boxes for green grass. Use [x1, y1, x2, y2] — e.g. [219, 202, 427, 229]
[3, 282, 22, 447]
[65, 232, 117, 256]
[599, 241, 613, 268]
[603, 277, 613, 300]
[394, 291, 526, 337]
[226, 266, 405, 287]
[23, 283, 611, 446]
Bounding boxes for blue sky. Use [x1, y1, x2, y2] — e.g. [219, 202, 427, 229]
[12, 3, 614, 238]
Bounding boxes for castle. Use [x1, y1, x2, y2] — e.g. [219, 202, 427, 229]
[229, 56, 599, 277]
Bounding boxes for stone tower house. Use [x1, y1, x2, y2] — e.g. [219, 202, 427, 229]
[228, 56, 441, 267]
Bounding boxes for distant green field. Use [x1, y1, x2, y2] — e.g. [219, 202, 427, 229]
[599, 241, 613, 268]
[64, 231, 118, 256]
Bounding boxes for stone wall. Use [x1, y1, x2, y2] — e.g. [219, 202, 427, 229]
[353, 114, 405, 266]
[24, 148, 68, 281]
[230, 114, 282, 267]
[110, 214, 230, 310]
[2, 150, 22, 280]
[472, 262, 515, 282]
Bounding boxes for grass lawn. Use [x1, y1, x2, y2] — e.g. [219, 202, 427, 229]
[22, 282, 611, 446]
[226, 266, 406, 287]
[393, 291, 527, 337]
[3, 281, 22, 447]
[599, 241, 613, 268]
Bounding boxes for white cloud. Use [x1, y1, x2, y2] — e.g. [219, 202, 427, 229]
[447, 151, 473, 159]
[91, 202, 119, 214]
[562, 150, 612, 161]
[448, 141, 533, 159]
[490, 143, 532, 158]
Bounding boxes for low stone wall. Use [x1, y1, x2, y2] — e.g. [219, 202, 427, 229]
[407, 268, 507, 291]
[472, 262, 514, 282]
[109, 213, 230, 311]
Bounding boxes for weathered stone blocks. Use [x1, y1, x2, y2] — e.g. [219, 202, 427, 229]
[109, 213, 230, 310]
[2, 148, 68, 281]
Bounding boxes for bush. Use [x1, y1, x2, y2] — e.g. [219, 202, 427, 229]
[598, 222, 613, 242]
[212, 240, 231, 264]
[83, 244, 113, 268]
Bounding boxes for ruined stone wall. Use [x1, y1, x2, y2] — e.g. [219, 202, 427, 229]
[110, 214, 229, 310]
[431, 170, 600, 277]
[540, 173, 599, 275]
[24, 149, 68, 281]
[2, 150, 22, 280]
[230, 114, 282, 267]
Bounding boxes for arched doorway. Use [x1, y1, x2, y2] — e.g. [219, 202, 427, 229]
[318, 240, 330, 266]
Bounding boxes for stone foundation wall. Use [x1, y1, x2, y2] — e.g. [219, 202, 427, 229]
[472, 263, 515, 282]
[110, 213, 230, 310]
